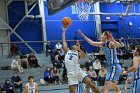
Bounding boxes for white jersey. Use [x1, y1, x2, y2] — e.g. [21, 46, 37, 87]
[64, 50, 80, 73]
[64, 50, 87, 85]
[25, 82, 37, 93]
[11, 59, 19, 68]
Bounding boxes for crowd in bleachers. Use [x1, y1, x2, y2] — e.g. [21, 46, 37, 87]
[10, 52, 40, 74]
[118, 37, 140, 54]
[0, 43, 41, 93]
[43, 41, 67, 85]
[0, 72, 27, 93]
[0, 38, 140, 93]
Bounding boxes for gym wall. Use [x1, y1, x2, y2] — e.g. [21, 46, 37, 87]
[43, 1, 97, 52]
[8, 1, 140, 53]
[8, 1, 43, 53]
[100, 3, 140, 38]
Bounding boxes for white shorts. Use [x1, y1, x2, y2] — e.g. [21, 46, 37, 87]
[67, 69, 87, 86]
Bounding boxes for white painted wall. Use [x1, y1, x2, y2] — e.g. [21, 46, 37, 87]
[0, 0, 9, 56]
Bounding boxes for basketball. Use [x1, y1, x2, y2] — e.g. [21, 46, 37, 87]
[62, 17, 72, 27]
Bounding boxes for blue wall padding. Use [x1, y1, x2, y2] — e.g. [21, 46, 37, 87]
[9, 1, 140, 53]
[44, 1, 97, 52]
[8, 1, 43, 53]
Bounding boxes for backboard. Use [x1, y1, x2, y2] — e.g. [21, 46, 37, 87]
[46, 0, 76, 15]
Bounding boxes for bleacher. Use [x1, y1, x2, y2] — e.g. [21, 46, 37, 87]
[0, 53, 131, 93]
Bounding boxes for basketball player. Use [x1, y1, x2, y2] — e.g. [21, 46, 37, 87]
[24, 76, 38, 93]
[62, 28, 100, 93]
[78, 30, 122, 93]
[123, 45, 140, 93]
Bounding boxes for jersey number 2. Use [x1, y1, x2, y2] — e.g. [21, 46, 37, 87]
[69, 55, 73, 60]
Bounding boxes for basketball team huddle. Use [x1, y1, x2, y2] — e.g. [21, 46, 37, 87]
[61, 17, 140, 93]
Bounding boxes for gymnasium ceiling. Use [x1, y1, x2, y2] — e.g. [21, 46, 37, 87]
[2, 0, 37, 5]
[1, 0, 138, 4]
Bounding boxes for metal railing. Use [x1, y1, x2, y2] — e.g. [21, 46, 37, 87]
[0, 40, 84, 56]
[0, 38, 140, 56]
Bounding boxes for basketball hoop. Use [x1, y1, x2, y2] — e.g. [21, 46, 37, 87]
[74, 0, 93, 21]
[120, 0, 134, 6]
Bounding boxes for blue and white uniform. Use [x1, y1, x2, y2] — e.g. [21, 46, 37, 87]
[76, 81, 85, 93]
[64, 50, 87, 86]
[132, 58, 140, 93]
[127, 73, 134, 93]
[103, 41, 122, 83]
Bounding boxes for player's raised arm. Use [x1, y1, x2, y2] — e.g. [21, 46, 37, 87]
[107, 32, 122, 48]
[76, 40, 80, 46]
[78, 30, 103, 47]
[62, 28, 69, 53]
[78, 48, 86, 58]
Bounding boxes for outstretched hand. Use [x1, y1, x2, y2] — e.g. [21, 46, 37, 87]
[76, 40, 80, 46]
[62, 26, 68, 32]
[78, 29, 83, 36]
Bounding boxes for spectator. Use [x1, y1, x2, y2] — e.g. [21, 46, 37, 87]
[55, 41, 62, 51]
[119, 38, 125, 54]
[11, 72, 23, 93]
[24, 76, 38, 93]
[55, 59, 64, 84]
[126, 44, 133, 53]
[62, 63, 67, 84]
[89, 52, 95, 63]
[50, 49, 59, 61]
[20, 53, 28, 69]
[11, 56, 23, 73]
[98, 67, 107, 86]
[58, 48, 65, 61]
[120, 37, 125, 46]
[46, 41, 52, 57]
[43, 67, 53, 84]
[3, 79, 13, 93]
[88, 68, 98, 86]
[52, 55, 62, 69]
[28, 52, 40, 68]
[93, 59, 101, 76]
[10, 43, 18, 56]
[52, 67, 60, 85]
[84, 59, 91, 71]
[0, 84, 3, 91]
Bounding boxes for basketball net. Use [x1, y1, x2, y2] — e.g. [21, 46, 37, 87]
[75, 0, 93, 21]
